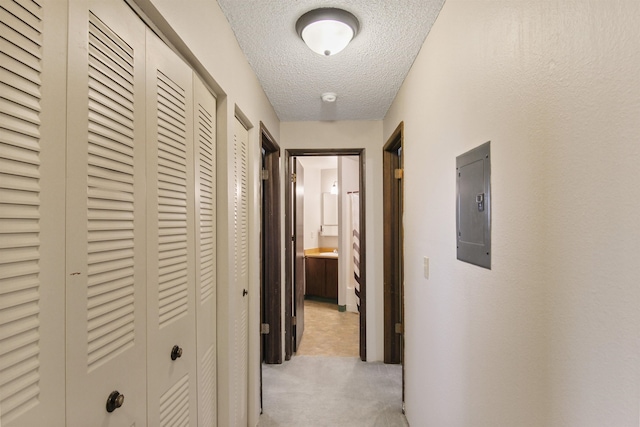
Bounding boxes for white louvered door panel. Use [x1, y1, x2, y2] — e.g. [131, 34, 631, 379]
[0, 1, 66, 425]
[145, 30, 197, 427]
[231, 117, 249, 427]
[65, 1, 147, 425]
[193, 75, 217, 427]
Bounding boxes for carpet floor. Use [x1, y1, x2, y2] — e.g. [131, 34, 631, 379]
[258, 301, 408, 427]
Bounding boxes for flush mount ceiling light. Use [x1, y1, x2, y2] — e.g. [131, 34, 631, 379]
[296, 8, 359, 56]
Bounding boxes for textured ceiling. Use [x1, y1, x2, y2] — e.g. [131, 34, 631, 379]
[216, 0, 446, 121]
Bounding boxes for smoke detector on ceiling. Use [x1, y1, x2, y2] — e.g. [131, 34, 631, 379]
[321, 92, 337, 103]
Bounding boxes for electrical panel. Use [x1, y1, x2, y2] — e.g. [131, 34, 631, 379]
[456, 141, 491, 269]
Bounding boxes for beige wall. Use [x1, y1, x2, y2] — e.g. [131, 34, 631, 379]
[281, 121, 385, 361]
[384, 0, 640, 425]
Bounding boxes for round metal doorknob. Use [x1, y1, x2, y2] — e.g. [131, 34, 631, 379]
[171, 345, 183, 361]
[106, 390, 124, 413]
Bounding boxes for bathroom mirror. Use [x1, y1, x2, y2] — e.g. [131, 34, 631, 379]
[322, 192, 338, 225]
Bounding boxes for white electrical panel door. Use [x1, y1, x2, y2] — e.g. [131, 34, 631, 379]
[0, 0, 66, 425]
[145, 30, 198, 427]
[193, 75, 218, 427]
[65, 1, 148, 425]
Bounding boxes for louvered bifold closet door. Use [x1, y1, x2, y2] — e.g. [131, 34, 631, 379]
[193, 75, 217, 427]
[231, 117, 250, 427]
[65, 1, 147, 425]
[145, 30, 197, 427]
[0, 0, 66, 425]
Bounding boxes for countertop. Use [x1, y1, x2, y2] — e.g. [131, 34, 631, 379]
[305, 252, 339, 259]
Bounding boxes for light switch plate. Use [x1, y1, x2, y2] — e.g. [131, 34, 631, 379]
[423, 256, 429, 279]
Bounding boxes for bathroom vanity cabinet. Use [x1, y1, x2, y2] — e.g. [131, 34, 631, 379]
[305, 255, 338, 300]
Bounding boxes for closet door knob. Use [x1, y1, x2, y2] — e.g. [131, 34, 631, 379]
[171, 345, 183, 360]
[106, 390, 124, 413]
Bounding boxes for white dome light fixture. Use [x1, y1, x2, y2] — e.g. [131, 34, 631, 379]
[296, 8, 359, 57]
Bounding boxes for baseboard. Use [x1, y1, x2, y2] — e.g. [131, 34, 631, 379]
[346, 303, 358, 313]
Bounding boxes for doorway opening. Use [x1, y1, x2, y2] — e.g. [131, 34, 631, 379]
[284, 149, 367, 361]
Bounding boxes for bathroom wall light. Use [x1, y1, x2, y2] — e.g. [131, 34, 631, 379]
[331, 181, 338, 195]
[296, 8, 359, 56]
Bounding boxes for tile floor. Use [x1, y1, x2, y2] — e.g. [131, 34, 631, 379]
[295, 299, 359, 357]
[258, 300, 408, 427]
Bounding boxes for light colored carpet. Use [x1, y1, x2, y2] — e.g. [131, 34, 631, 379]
[258, 300, 408, 426]
[259, 356, 408, 427]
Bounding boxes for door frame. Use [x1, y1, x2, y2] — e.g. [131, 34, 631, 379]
[260, 123, 282, 365]
[383, 122, 404, 387]
[284, 148, 367, 361]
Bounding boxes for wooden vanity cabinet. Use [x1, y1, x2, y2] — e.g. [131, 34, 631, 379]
[305, 256, 338, 300]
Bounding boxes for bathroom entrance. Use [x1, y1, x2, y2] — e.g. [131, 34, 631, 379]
[284, 149, 366, 361]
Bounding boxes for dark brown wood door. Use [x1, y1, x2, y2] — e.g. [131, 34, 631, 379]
[261, 124, 281, 364]
[384, 123, 404, 364]
[294, 159, 305, 351]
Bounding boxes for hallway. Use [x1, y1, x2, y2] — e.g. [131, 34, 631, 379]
[258, 301, 407, 426]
